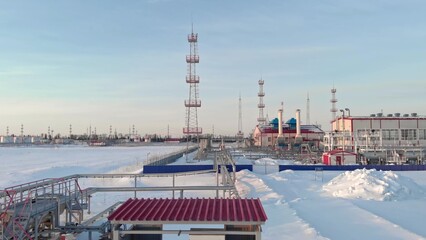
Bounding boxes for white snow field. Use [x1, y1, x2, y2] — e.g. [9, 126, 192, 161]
[1, 145, 426, 240]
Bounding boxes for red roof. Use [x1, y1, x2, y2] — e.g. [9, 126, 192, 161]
[108, 198, 267, 224]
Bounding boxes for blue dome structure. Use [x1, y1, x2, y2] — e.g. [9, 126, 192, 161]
[286, 118, 297, 129]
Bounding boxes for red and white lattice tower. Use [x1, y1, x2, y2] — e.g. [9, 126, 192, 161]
[237, 93, 244, 147]
[183, 27, 202, 139]
[330, 86, 338, 122]
[306, 92, 310, 125]
[257, 79, 266, 125]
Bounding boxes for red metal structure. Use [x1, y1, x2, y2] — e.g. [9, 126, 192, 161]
[109, 198, 267, 223]
[108, 198, 267, 239]
[183, 27, 202, 137]
[257, 79, 266, 125]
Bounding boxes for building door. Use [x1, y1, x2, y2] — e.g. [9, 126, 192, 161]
[336, 156, 342, 165]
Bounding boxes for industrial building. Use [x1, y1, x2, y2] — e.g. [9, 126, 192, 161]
[323, 113, 426, 164]
[322, 150, 357, 165]
[0, 135, 43, 144]
[252, 109, 324, 149]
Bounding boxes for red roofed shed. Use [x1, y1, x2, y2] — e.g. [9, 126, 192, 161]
[108, 198, 267, 240]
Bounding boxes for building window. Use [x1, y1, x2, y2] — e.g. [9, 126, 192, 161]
[357, 130, 367, 136]
[419, 129, 426, 140]
[401, 129, 416, 141]
[382, 129, 399, 140]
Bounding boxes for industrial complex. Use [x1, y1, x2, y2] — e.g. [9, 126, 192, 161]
[0, 26, 425, 240]
[323, 112, 426, 165]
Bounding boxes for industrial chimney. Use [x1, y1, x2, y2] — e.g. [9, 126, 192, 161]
[295, 109, 302, 143]
[278, 109, 283, 137]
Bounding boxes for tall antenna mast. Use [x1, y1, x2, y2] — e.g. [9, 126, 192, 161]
[330, 85, 338, 122]
[237, 93, 244, 147]
[306, 92, 310, 125]
[257, 79, 266, 125]
[238, 93, 243, 135]
[183, 24, 202, 142]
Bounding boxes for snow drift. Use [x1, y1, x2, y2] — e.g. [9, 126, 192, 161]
[323, 168, 424, 201]
[254, 158, 279, 165]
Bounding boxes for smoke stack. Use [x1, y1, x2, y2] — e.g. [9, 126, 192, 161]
[295, 109, 301, 139]
[278, 109, 283, 137]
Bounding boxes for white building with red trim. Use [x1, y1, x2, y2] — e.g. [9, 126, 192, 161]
[252, 122, 324, 148]
[322, 150, 357, 165]
[323, 113, 426, 164]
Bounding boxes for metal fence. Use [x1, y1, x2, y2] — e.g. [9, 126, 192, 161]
[143, 164, 426, 174]
[279, 164, 426, 171]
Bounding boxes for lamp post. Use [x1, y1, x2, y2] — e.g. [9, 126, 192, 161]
[345, 108, 352, 152]
[345, 108, 351, 117]
[340, 109, 345, 165]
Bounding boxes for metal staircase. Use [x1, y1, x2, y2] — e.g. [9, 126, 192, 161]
[215, 150, 240, 199]
[1, 170, 236, 239]
[0, 177, 90, 239]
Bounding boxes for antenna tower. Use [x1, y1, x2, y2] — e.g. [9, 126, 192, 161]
[183, 26, 202, 139]
[306, 92, 310, 125]
[69, 124, 72, 138]
[237, 94, 243, 147]
[257, 79, 266, 125]
[167, 124, 170, 139]
[330, 86, 338, 122]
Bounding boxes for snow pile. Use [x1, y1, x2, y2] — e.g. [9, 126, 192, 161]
[254, 158, 279, 166]
[323, 169, 424, 201]
[234, 157, 252, 164]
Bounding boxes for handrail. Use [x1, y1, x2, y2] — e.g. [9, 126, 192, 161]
[1, 169, 212, 199]
[0, 157, 236, 239]
[85, 186, 234, 193]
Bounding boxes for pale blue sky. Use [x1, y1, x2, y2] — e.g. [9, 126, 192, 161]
[1, 0, 425, 136]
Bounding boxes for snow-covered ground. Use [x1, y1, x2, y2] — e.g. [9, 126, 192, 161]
[237, 169, 426, 240]
[0, 145, 184, 188]
[1, 145, 426, 240]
